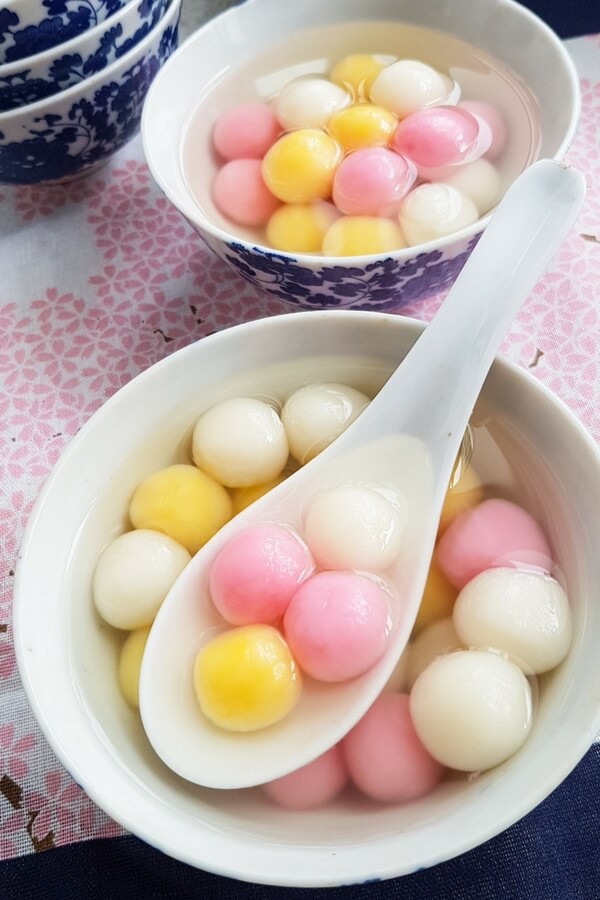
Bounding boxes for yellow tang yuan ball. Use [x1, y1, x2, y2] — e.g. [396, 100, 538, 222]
[412, 558, 458, 636]
[322, 216, 406, 257]
[194, 625, 302, 732]
[266, 202, 339, 254]
[327, 104, 397, 152]
[118, 626, 151, 708]
[330, 54, 387, 101]
[438, 466, 485, 535]
[262, 129, 342, 204]
[129, 464, 232, 555]
[230, 474, 287, 515]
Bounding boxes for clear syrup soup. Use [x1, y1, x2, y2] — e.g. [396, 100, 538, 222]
[181, 20, 542, 248]
[79, 349, 564, 805]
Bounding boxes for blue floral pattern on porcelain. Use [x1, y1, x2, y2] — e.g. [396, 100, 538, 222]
[0, 0, 168, 111]
[0, 22, 178, 185]
[219, 235, 481, 310]
[0, 0, 125, 63]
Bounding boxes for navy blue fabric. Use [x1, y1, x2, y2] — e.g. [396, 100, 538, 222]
[2, 743, 599, 898]
[517, 0, 599, 38]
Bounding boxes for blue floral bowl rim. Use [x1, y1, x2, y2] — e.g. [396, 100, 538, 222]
[0, 0, 180, 121]
[0, 0, 165, 78]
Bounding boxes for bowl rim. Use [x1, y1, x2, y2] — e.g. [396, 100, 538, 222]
[12, 310, 600, 887]
[141, 0, 581, 268]
[0, 0, 180, 122]
[0, 0, 164, 78]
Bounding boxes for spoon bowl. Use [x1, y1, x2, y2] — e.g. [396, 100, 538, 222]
[139, 160, 585, 789]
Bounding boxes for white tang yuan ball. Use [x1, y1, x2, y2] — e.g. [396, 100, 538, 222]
[93, 530, 191, 630]
[282, 382, 370, 465]
[273, 76, 351, 130]
[441, 159, 502, 216]
[453, 567, 572, 674]
[398, 183, 479, 245]
[409, 650, 533, 772]
[369, 60, 455, 117]
[192, 397, 289, 488]
[304, 484, 406, 571]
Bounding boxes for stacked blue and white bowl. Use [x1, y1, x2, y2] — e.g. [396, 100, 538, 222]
[0, 0, 181, 184]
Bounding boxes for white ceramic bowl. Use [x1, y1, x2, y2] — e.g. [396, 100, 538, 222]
[0, 0, 169, 111]
[0, 0, 129, 64]
[0, 0, 180, 185]
[13, 311, 600, 887]
[142, 0, 580, 310]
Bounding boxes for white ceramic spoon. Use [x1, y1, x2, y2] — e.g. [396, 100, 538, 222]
[139, 160, 585, 789]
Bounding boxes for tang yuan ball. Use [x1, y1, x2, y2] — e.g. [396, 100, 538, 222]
[322, 216, 406, 257]
[453, 567, 572, 674]
[118, 626, 150, 708]
[262, 129, 343, 204]
[212, 159, 280, 226]
[213, 103, 281, 160]
[93, 529, 191, 629]
[410, 650, 533, 771]
[459, 100, 507, 161]
[282, 382, 370, 465]
[436, 498, 553, 590]
[332, 147, 416, 217]
[392, 106, 480, 169]
[230, 475, 287, 515]
[441, 159, 502, 216]
[327, 104, 397, 152]
[266, 202, 339, 253]
[343, 693, 444, 802]
[272, 75, 350, 130]
[283, 571, 390, 682]
[192, 398, 289, 488]
[129, 465, 232, 555]
[330, 54, 388, 102]
[304, 485, 405, 571]
[262, 744, 349, 810]
[193, 625, 301, 732]
[398, 183, 479, 246]
[412, 558, 458, 635]
[406, 617, 462, 689]
[369, 59, 453, 117]
[438, 465, 485, 536]
[209, 524, 315, 626]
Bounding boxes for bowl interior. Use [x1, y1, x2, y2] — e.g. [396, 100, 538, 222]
[143, 0, 579, 254]
[180, 19, 539, 246]
[14, 312, 600, 887]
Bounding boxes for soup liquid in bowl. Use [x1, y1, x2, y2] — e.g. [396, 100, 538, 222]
[77, 355, 567, 803]
[181, 21, 541, 251]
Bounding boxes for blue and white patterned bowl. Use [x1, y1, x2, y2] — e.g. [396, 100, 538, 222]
[142, 0, 580, 311]
[0, 0, 179, 185]
[0, 0, 169, 111]
[0, 0, 129, 65]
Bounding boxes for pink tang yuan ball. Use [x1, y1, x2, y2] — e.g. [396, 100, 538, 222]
[343, 692, 444, 802]
[261, 744, 349, 810]
[213, 103, 281, 160]
[283, 570, 390, 682]
[436, 498, 553, 590]
[332, 146, 416, 216]
[209, 524, 314, 625]
[212, 159, 280, 226]
[458, 100, 507, 161]
[392, 105, 481, 169]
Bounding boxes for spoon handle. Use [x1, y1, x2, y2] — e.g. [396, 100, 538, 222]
[367, 160, 586, 458]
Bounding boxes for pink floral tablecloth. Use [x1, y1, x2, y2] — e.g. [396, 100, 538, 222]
[0, 32, 599, 863]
